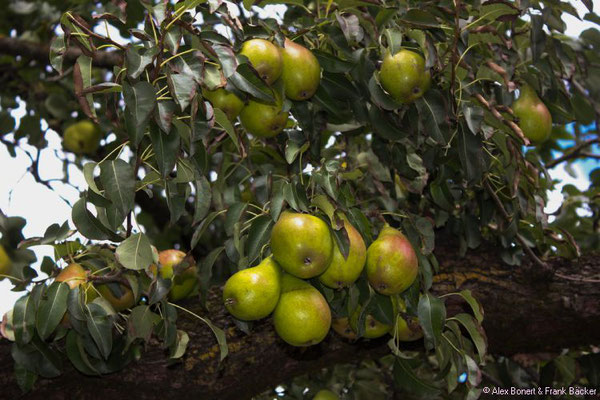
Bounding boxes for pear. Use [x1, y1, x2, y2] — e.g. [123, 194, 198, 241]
[63, 120, 102, 155]
[150, 250, 198, 301]
[270, 212, 333, 279]
[56, 263, 98, 301]
[273, 274, 331, 346]
[0, 244, 11, 280]
[223, 256, 282, 321]
[319, 220, 366, 289]
[314, 389, 340, 400]
[392, 297, 423, 341]
[240, 38, 283, 85]
[240, 98, 289, 138]
[512, 85, 553, 143]
[331, 317, 357, 340]
[366, 225, 418, 295]
[96, 282, 136, 312]
[202, 88, 244, 121]
[379, 49, 430, 104]
[349, 306, 392, 339]
[281, 39, 321, 101]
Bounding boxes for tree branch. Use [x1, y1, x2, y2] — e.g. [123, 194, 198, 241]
[0, 243, 599, 399]
[545, 138, 600, 168]
[0, 37, 122, 69]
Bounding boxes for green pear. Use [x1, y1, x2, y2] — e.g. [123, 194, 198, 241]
[0, 244, 11, 280]
[314, 389, 340, 400]
[63, 120, 102, 155]
[392, 297, 423, 341]
[273, 274, 331, 346]
[331, 317, 357, 340]
[281, 39, 321, 101]
[240, 38, 283, 85]
[202, 88, 244, 121]
[223, 256, 282, 321]
[319, 220, 366, 289]
[96, 282, 136, 312]
[379, 49, 430, 104]
[240, 98, 289, 138]
[366, 225, 418, 295]
[270, 212, 333, 279]
[349, 306, 392, 339]
[150, 250, 198, 301]
[512, 85, 553, 143]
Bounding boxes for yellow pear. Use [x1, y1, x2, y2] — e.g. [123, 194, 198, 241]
[223, 256, 282, 321]
[202, 88, 244, 121]
[281, 39, 321, 100]
[331, 317, 357, 340]
[239, 98, 289, 138]
[314, 389, 339, 400]
[63, 120, 102, 155]
[150, 250, 198, 301]
[95, 282, 136, 312]
[0, 244, 11, 280]
[379, 49, 430, 104]
[392, 298, 423, 341]
[270, 212, 333, 279]
[273, 274, 331, 346]
[56, 263, 98, 301]
[512, 85, 553, 143]
[366, 225, 418, 295]
[319, 220, 366, 289]
[349, 306, 392, 339]
[240, 38, 283, 85]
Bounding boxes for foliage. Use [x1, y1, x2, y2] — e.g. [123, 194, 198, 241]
[0, 0, 599, 397]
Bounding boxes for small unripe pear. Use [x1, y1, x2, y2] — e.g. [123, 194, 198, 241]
[240, 38, 283, 85]
[331, 317, 357, 340]
[202, 88, 244, 121]
[366, 225, 418, 295]
[313, 389, 340, 400]
[512, 85, 553, 143]
[349, 306, 392, 339]
[379, 50, 430, 104]
[281, 39, 321, 101]
[223, 256, 282, 321]
[63, 120, 102, 155]
[240, 98, 289, 138]
[150, 250, 198, 301]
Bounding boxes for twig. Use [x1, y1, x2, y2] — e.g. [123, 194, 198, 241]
[545, 138, 600, 168]
[475, 93, 530, 146]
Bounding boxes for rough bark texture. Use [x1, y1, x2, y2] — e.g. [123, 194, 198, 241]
[0, 244, 599, 399]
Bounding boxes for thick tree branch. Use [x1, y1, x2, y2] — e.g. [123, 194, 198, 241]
[0, 243, 599, 399]
[0, 37, 121, 68]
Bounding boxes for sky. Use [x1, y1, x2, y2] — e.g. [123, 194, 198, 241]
[0, 2, 598, 315]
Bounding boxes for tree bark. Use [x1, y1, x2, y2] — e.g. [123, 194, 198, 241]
[0, 244, 599, 399]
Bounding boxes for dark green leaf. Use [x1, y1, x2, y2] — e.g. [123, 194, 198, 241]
[36, 282, 69, 341]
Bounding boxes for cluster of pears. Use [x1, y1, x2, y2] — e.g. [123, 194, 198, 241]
[62, 120, 103, 155]
[203, 37, 321, 138]
[55, 249, 198, 316]
[223, 212, 422, 346]
[379, 49, 431, 104]
[512, 84, 553, 143]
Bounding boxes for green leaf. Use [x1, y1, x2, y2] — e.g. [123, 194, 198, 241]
[393, 358, 440, 396]
[123, 81, 156, 146]
[285, 139, 310, 164]
[451, 313, 487, 363]
[193, 177, 212, 225]
[417, 293, 446, 349]
[168, 73, 197, 111]
[72, 197, 120, 241]
[115, 233, 153, 270]
[199, 246, 225, 307]
[446, 290, 484, 323]
[66, 330, 100, 376]
[36, 282, 69, 341]
[74, 55, 96, 120]
[149, 124, 180, 178]
[100, 159, 136, 217]
[170, 330, 190, 359]
[128, 305, 160, 342]
[246, 215, 273, 263]
[49, 35, 65, 73]
[125, 46, 158, 79]
[191, 210, 222, 249]
[13, 294, 36, 344]
[214, 108, 239, 151]
[225, 203, 246, 236]
[415, 91, 446, 144]
[86, 303, 112, 360]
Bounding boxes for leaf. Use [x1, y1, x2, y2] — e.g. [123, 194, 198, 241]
[285, 139, 310, 164]
[393, 358, 440, 396]
[73, 55, 97, 121]
[199, 246, 225, 307]
[128, 305, 160, 342]
[72, 197, 121, 242]
[115, 233, 153, 270]
[417, 293, 446, 349]
[13, 294, 36, 344]
[49, 35, 66, 73]
[66, 330, 100, 376]
[214, 108, 239, 151]
[149, 123, 180, 178]
[415, 91, 446, 144]
[447, 290, 484, 323]
[123, 81, 156, 146]
[155, 100, 177, 133]
[170, 330, 190, 359]
[225, 203, 246, 236]
[168, 73, 198, 111]
[193, 177, 212, 225]
[125, 45, 158, 79]
[100, 159, 136, 217]
[452, 313, 487, 363]
[331, 224, 350, 260]
[36, 282, 69, 341]
[86, 303, 112, 360]
[246, 215, 273, 263]
[191, 210, 222, 249]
